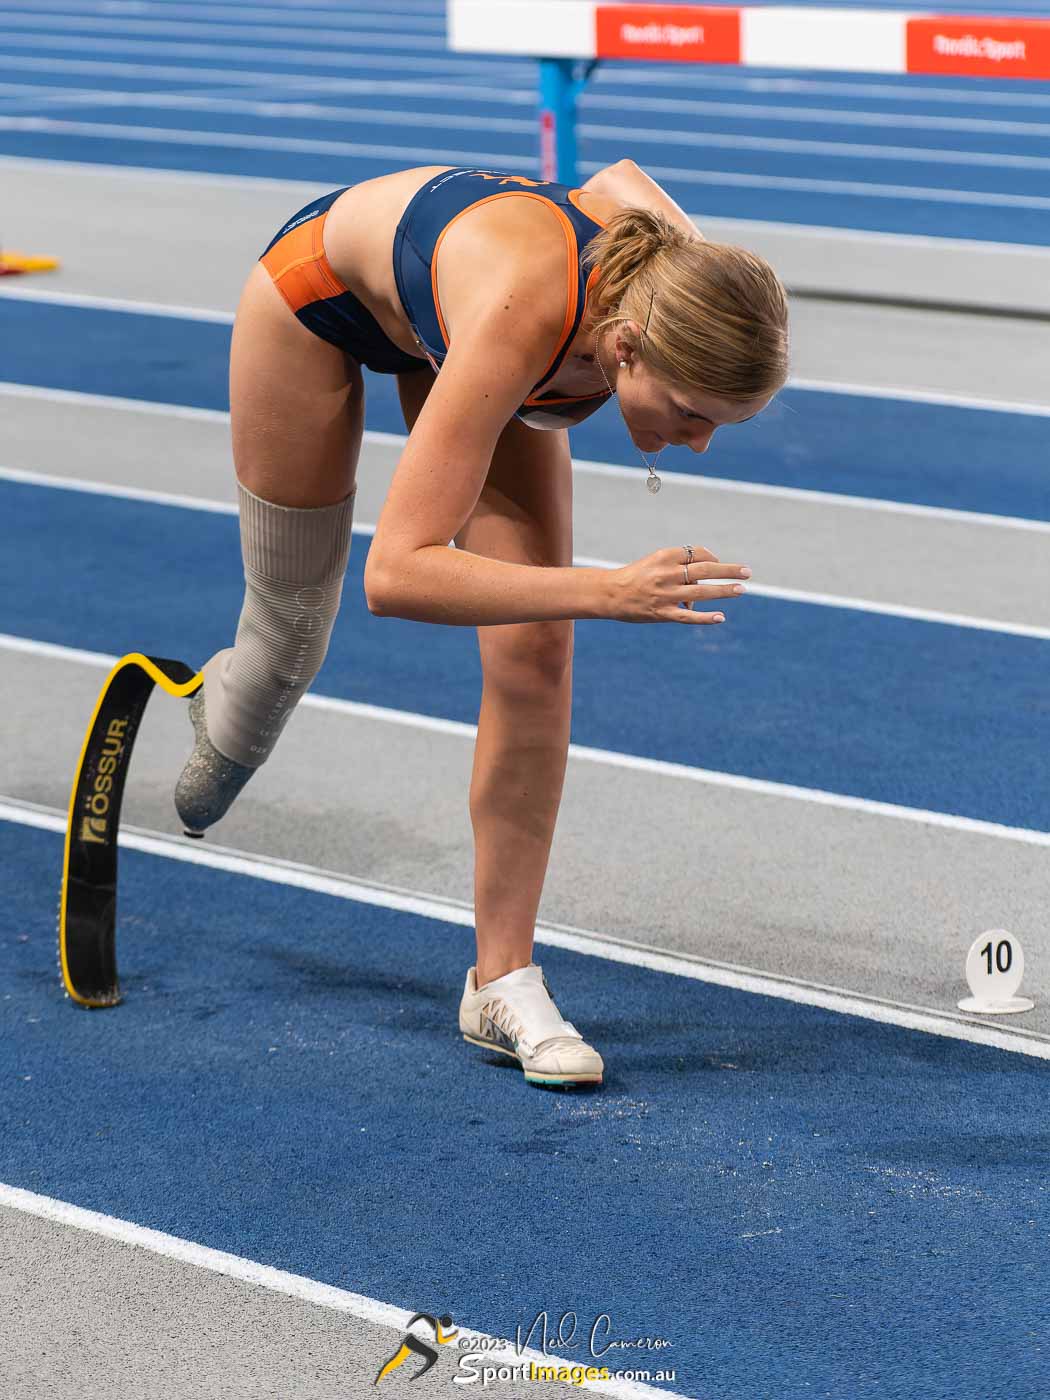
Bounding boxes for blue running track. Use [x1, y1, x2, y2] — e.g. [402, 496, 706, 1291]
[4, 819, 1049, 1399]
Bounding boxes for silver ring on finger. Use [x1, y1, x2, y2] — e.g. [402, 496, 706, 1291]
[682, 545, 694, 565]
[682, 564, 690, 585]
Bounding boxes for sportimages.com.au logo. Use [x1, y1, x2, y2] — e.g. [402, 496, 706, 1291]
[375, 1309, 675, 1387]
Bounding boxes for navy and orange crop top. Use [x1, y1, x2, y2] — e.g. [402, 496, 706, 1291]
[393, 167, 613, 429]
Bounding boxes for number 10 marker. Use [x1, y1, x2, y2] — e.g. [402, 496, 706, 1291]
[958, 930, 1034, 1015]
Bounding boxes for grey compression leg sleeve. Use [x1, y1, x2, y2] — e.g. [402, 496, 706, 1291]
[174, 479, 356, 834]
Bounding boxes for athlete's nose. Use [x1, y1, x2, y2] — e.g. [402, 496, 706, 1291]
[689, 426, 715, 454]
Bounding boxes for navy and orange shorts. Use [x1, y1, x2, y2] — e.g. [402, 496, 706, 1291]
[259, 188, 427, 375]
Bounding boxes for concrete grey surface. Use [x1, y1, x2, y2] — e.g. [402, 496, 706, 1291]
[3, 390, 1049, 633]
[3, 156, 1050, 402]
[698, 215, 1050, 319]
[0, 1205, 578, 1399]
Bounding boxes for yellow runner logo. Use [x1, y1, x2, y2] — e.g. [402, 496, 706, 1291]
[374, 1312, 458, 1385]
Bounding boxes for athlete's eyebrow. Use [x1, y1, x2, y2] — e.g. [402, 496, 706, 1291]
[677, 402, 761, 425]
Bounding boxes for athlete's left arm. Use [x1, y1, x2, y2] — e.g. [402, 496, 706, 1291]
[580, 159, 703, 242]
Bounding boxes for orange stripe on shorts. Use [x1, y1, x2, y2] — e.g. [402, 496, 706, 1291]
[260, 213, 348, 315]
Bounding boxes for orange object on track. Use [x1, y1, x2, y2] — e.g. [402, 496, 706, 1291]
[0, 251, 60, 275]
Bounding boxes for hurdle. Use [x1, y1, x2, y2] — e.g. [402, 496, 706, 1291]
[449, 2, 1050, 185]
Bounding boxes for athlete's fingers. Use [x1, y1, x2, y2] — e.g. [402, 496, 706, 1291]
[678, 561, 751, 584]
[677, 581, 747, 603]
[663, 545, 719, 567]
[669, 609, 725, 624]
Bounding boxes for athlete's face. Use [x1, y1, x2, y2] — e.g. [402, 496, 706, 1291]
[603, 327, 773, 456]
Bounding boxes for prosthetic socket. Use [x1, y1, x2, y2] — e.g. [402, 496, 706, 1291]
[174, 479, 355, 833]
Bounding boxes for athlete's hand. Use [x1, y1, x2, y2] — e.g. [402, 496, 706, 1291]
[602, 547, 750, 624]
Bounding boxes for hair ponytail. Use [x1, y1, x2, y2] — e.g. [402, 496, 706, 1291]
[582, 207, 789, 401]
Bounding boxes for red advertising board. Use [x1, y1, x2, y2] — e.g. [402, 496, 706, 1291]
[907, 16, 1050, 79]
[596, 5, 742, 64]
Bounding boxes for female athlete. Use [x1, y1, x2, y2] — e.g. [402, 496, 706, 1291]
[174, 159, 789, 1089]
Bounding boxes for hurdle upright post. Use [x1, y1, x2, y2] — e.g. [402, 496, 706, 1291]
[538, 58, 576, 184]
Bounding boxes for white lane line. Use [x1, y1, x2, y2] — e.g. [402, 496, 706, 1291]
[784, 379, 1050, 418]
[0, 76, 535, 111]
[0, 115, 531, 167]
[0, 0, 447, 10]
[2, 384, 1048, 535]
[631, 161, 1050, 212]
[0, 22, 449, 52]
[0, 3, 448, 32]
[582, 121, 1050, 173]
[0, 380, 233, 419]
[571, 456, 1050, 532]
[0, 287, 234, 322]
[0, 51, 528, 85]
[4, 635, 1050, 851]
[10, 1, 448, 25]
[698, 212, 1050, 257]
[0, 150, 330, 193]
[4, 464, 1049, 638]
[4, 794, 1049, 1058]
[9, 91, 536, 137]
[595, 67, 1050, 110]
[0, 1182, 673, 1400]
[582, 91, 1050, 138]
[575, 549, 1050, 642]
[0, 15, 447, 43]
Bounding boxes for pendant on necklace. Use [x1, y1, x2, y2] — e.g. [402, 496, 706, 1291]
[642, 449, 664, 495]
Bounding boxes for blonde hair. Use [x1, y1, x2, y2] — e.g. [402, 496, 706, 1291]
[582, 207, 789, 401]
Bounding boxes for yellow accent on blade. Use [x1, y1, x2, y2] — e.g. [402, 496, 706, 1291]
[58, 653, 203, 1005]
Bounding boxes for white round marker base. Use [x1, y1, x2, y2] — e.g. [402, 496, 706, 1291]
[957, 995, 1034, 1015]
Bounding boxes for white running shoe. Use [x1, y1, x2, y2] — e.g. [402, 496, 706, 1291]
[459, 963, 603, 1087]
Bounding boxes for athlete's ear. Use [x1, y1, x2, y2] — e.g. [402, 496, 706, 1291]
[615, 322, 644, 362]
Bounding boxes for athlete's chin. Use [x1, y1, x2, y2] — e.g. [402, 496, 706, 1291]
[630, 427, 667, 451]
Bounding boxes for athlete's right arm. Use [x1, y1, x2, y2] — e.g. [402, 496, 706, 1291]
[364, 290, 746, 628]
[363, 299, 610, 627]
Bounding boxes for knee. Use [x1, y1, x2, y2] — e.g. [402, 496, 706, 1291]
[481, 621, 574, 700]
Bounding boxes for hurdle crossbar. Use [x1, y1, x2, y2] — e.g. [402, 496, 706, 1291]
[448, 2, 1050, 181]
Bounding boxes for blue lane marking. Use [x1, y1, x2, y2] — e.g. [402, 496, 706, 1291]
[4, 478, 1050, 832]
[1, 300, 1047, 521]
[4, 820, 1049, 1400]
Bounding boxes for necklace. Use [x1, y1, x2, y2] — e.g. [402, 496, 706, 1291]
[593, 330, 663, 493]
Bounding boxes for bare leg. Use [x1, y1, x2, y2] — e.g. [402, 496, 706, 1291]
[466, 626, 573, 987]
[402, 369, 578, 989]
[230, 262, 363, 509]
